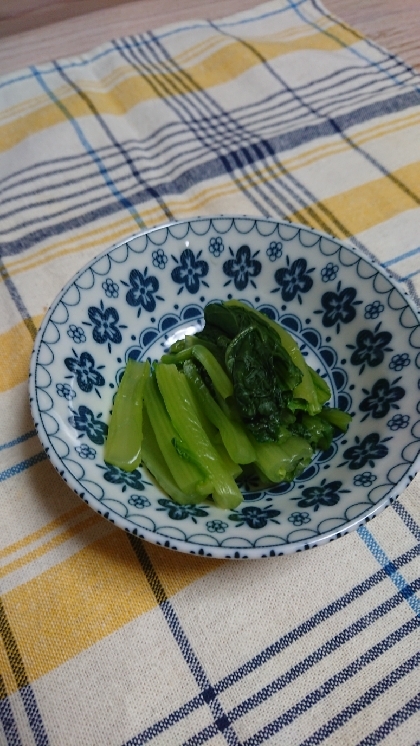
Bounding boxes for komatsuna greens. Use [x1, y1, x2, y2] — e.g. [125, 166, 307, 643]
[104, 300, 352, 509]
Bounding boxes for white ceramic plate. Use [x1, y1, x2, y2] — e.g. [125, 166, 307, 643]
[29, 217, 420, 559]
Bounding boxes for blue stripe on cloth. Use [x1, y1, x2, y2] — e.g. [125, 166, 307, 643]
[159, 600, 240, 746]
[113, 36, 270, 218]
[125, 538, 241, 746]
[0, 55, 411, 207]
[29, 66, 144, 229]
[53, 61, 172, 223]
[383, 246, 420, 268]
[0, 431, 37, 453]
[402, 269, 420, 281]
[0, 0, 308, 91]
[0, 605, 49, 746]
[291, 0, 420, 92]
[224, 585, 420, 729]
[218, 0, 306, 29]
[129, 544, 420, 745]
[0, 452, 48, 483]
[0, 691, 22, 746]
[2, 86, 419, 258]
[207, 20, 420, 239]
[142, 29, 292, 218]
[4, 0, 418, 256]
[311, 0, 420, 89]
[0, 258, 38, 337]
[19, 686, 49, 746]
[159, 602, 213, 691]
[217, 546, 420, 694]
[0, 63, 412, 229]
[358, 525, 420, 616]
[210, 18, 356, 239]
[393, 502, 420, 542]
[283, 3, 420, 213]
[125, 694, 204, 745]
[356, 690, 420, 746]
[242, 621, 420, 746]
[298, 652, 420, 746]
[149, 25, 398, 240]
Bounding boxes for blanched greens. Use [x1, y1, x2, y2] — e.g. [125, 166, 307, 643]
[105, 300, 351, 509]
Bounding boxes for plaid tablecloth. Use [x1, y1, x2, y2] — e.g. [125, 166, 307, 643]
[1, 1, 420, 744]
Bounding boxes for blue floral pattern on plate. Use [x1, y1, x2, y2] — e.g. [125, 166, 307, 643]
[29, 217, 420, 559]
[223, 245, 261, 290]
[273, 256, 314, 303]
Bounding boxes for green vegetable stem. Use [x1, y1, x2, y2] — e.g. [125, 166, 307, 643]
[141, 409, 205, 505]
[144, 372, 210, 496]
[161, 344, 233, 399]
[155, 363, 243, 509]
[103, 358, 150, 471]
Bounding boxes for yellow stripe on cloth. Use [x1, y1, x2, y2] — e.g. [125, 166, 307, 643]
[2, 531, 157, 682]
[292, 161, 420, 238]
[4, 109, 420, 285]
[0, 634, 17, 699]
[2, 531, 221, 683]
[147, 543, 224, 597]
[0, 514, 103, 580]
[283, 111, 420, 174]
[0, 23, 357, 153]
[0, 505, 87, 561]
[2, 216, 139, 282]
[0, 314, 44, 392]
[174, 15, 334, 69]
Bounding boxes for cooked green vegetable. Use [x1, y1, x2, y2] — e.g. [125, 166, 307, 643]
[251, 434, 313, 484]
[155, 363, 243, 509]
[183, 359, 256, 465]
[141, 409, 205, 505]
[144, 373, 209, 496]
[104, 300, 352, 509]
[103, 358, 150, 471]
[161, 344, 233, 399]
[196, 300, 334, 439]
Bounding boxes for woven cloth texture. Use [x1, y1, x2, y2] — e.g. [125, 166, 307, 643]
[1, 1, 420, 744]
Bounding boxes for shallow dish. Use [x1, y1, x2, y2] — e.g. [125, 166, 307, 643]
[29, 217, 420, 559]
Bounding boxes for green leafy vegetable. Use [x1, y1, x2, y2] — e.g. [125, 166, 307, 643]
[196, 300, 331, 439]
[105, 300, 352, 509]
